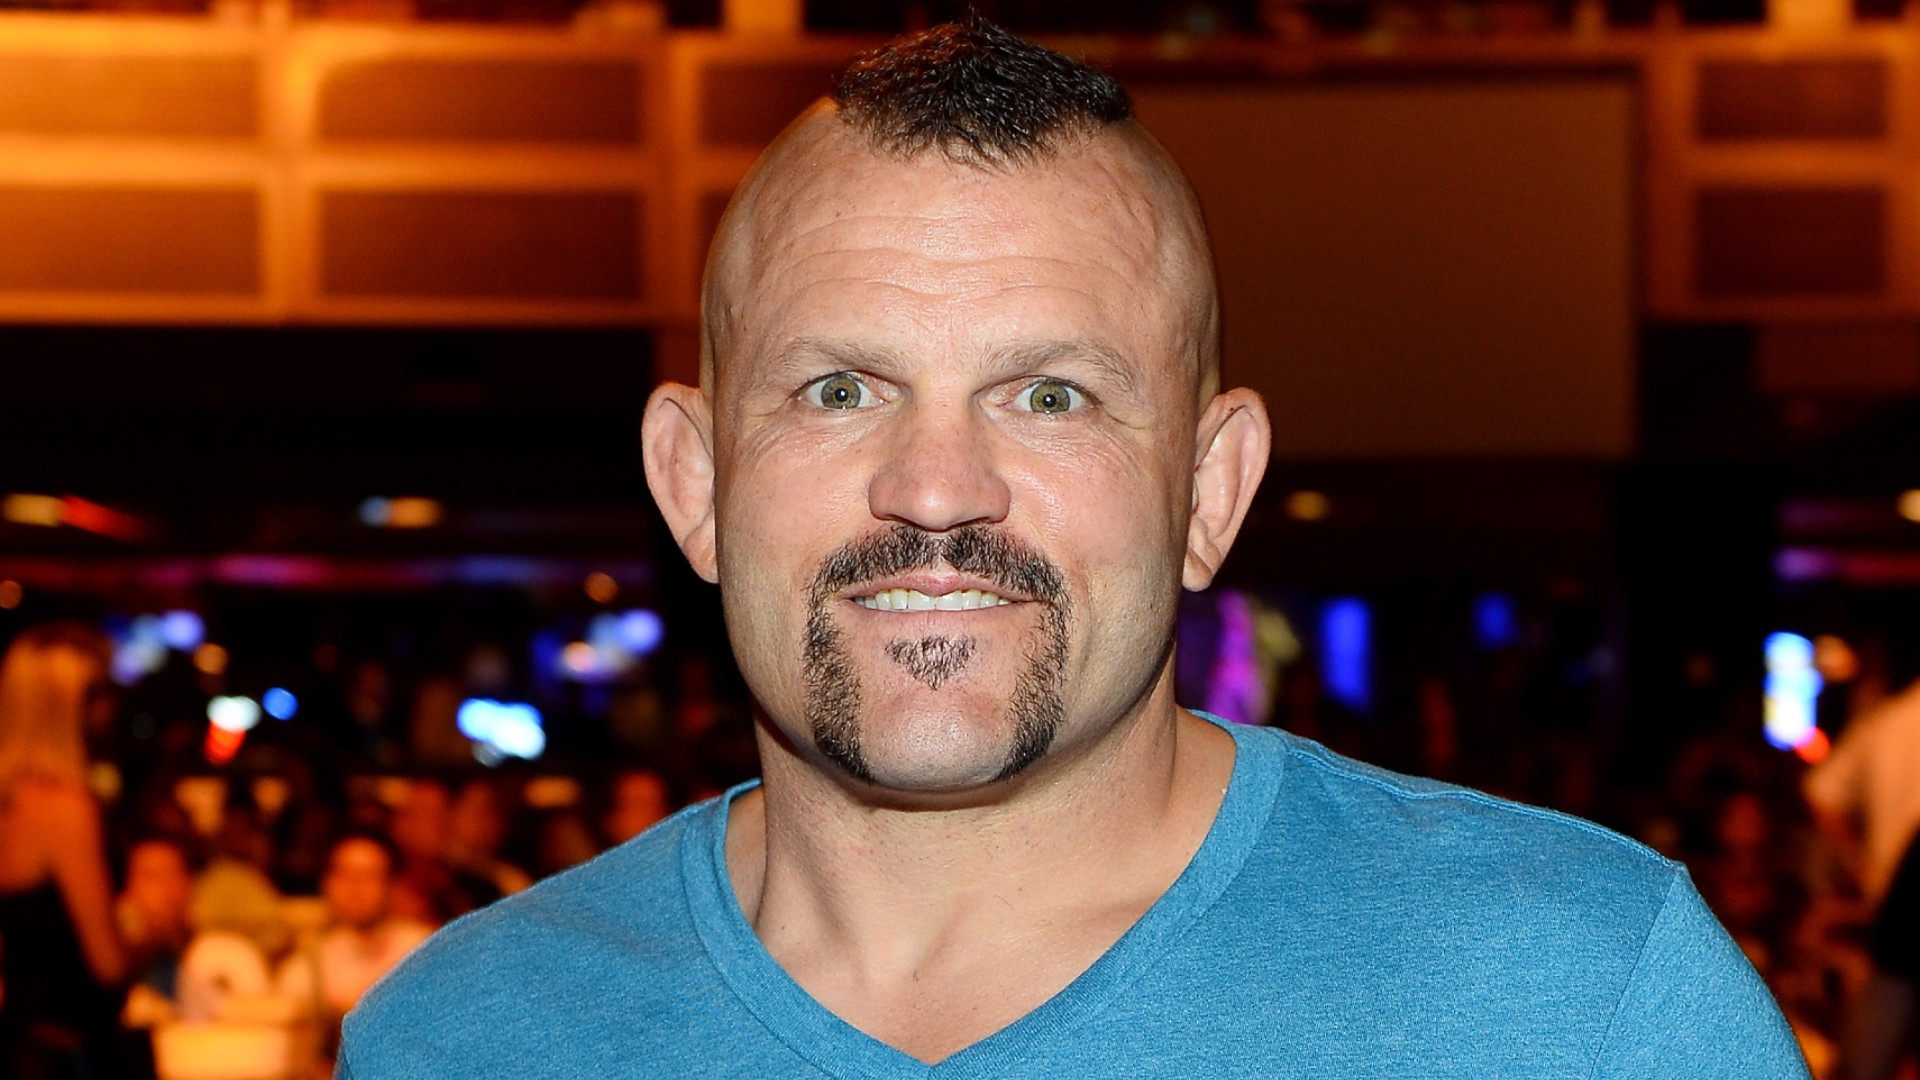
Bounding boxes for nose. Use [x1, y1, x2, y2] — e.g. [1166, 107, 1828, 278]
[867, 401, 1011, 532]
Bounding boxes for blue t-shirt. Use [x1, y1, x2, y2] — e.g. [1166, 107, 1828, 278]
[339, 717, 1809, 1077]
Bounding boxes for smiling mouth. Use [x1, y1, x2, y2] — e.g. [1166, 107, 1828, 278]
[853, 588, 1014, 612]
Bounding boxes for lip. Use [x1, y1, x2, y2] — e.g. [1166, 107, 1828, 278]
[839, 571, 1035, 605]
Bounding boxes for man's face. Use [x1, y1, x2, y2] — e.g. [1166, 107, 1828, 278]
[124, 841, 191, 934]
[323, 838, 394, 932]
[699, 123, 1215, 796]
[389, 781, 449, 858]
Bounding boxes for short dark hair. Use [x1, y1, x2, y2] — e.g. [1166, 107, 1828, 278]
[328, 827, 402, 876]
[832, 15, 1132, 169]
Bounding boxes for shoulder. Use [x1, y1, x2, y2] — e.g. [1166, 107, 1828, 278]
[1274, 727, 1668, 863]
[375, 807, 697, 985]
[1210, 729, 1806, 1070]
[18, 776, 96, 818]
[17, 777, 102, 844]
[343, 801, 714, 1062]
[1237, 726, 1688, 944]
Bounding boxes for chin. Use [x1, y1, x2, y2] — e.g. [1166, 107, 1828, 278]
[835, 705, 1040, 795]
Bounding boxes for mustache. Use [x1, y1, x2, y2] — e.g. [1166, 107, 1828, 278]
[809, 524, 1066, 606]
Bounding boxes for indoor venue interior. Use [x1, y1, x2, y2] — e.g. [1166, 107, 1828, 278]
[0, 0, 1912, 1073]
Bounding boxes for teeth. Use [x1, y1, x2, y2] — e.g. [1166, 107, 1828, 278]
[854, 588, 1011, 611]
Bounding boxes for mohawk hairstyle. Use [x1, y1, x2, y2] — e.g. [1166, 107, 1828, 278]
[831, 15, 1132, 168]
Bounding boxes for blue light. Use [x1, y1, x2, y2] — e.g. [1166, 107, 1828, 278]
[1765, 632, 1822, 751]
[571, 610, 667, 682]
[616, 610, 664, 656]
[1319, 597, 1372, 714]
[1473, 592, 1517, 650]
[159, 610, 205, 652]
[262, 687, 298, 721]
[457, 699, 546, 762]
[110, 639, 165, 687]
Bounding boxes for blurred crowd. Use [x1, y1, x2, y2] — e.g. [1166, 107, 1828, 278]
[4, 602, 1920, 1078]
[0, 619, 752, 1079]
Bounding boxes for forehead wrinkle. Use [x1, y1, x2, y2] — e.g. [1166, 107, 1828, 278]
[766, 245, 1163, 320]
[706, 116, 1219, 395]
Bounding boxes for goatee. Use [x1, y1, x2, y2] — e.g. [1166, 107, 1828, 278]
[801, 523, 1069, 785]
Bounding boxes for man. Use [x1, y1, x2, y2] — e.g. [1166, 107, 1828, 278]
[340, 19, 1806, 1076]
[1806, 674, 1920, 906]
[600, 766, 674, 846]
[279, 833, 432, 1025]
[118, 836, 196, 1002]
[1803, 665, 1920, 1080]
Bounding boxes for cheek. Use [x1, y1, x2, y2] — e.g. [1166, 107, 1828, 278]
[1014, 438, 1190, 658]
[711, 431, 877, 708]
[1016, 433, 1188, 562]
[715, 428, 873, 583]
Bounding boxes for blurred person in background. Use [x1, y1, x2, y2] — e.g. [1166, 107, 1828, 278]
[119, 834, 274, 1034]
[1831, 827, 1920, 1080]
[117, 835, 196, 1011]
[276, 832, 430, 1054]
[1804, 670, 1920, 908]
[189, 797, 290, 958]
[386, 777, 456, 923]
[529, 806, 603, 879]
[599, 766, 673, 846]
[388, 776, 506, 922]
[1805, 657, 1920, 1079]
[444, 776, 531, 903]
[1695, 790, 1800, 975]
[0, 623, 130, 1079]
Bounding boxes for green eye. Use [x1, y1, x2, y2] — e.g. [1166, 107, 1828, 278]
[813, 373, 864, 409]
[1025, 380, 1079, 415]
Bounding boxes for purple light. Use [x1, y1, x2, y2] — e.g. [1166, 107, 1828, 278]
[1204, 592, 1265, 725]
[159, 610, 205, 652]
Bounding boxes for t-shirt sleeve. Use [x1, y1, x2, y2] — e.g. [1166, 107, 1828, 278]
[1592, 868, 1810, 1079]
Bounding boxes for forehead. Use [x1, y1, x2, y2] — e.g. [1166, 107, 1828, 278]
[714, 126, 1203, 383]
[131, 843, 187, 873]
[329, 839, 390, 873]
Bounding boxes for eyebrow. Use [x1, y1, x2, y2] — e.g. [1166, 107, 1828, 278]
[989, 339, 1139, 398]
[763, 336, 1139, 395]
[779, 338, 904, 372]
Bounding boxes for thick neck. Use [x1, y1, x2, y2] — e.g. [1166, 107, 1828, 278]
[725, 671, 1232, 992]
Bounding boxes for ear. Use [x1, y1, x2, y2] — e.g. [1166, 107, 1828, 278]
[1184, 387, 1271, 591]
[641, 382, 720, 584]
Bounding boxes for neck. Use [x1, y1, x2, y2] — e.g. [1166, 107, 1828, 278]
[724, 682, 1233, 1058]
[341, 918, 390, 946]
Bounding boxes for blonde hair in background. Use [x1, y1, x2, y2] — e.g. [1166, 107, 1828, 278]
[0, 622, 107, 792]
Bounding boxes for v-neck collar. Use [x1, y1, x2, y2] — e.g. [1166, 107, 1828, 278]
[680, 712, 1286, 1078]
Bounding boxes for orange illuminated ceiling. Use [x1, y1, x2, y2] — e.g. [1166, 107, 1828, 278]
[0, 13, 1915, 325]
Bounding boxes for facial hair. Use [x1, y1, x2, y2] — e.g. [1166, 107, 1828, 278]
[801, 523, 1069, 786]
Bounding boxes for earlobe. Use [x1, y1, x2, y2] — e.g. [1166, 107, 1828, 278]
[641, 383, 720, 584]
[1184, 387, 1272, 591]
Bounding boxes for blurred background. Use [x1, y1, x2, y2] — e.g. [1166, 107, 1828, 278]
[0, 0, 1914, 1074]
